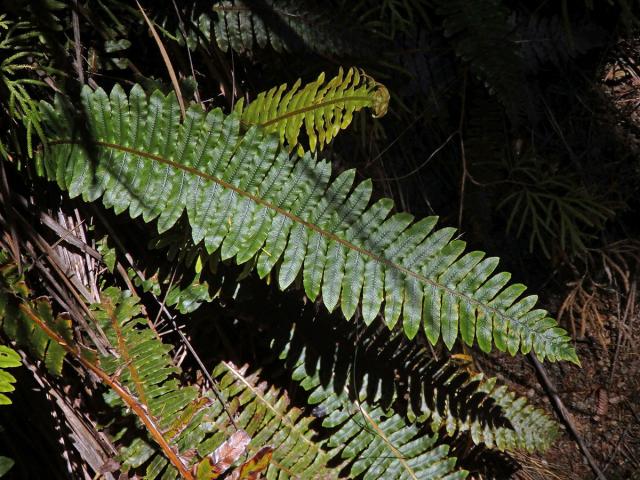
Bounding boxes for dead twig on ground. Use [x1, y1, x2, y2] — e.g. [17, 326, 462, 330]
[529, 354, 608, 480]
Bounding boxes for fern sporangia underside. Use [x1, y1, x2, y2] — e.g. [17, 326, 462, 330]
[37, 83, 578, 365]
[236, 67, 389, 155]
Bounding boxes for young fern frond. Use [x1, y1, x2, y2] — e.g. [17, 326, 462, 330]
[235, 67, 389, 155]
[37, 83, 578, 364]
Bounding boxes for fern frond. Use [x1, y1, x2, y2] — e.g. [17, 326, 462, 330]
[292, 361, 468, 479]
[207, 361, 341, 479]
[475, 379, 561, 452]
[274, 314, 510, 436]
[235, 67, 389, 155]
[90, 287, 236, 479]
[37, 84, 578, 364]
[207, 0, 364, 56]
[92, 288, 340, 479]
[0, 253, 71, 376]
[0, 344, 20, 405]
[514, 14, 604, 73]
[0, 16, 48, 158]
[275, 313, 559, 454]
[433, 0, 525, 116]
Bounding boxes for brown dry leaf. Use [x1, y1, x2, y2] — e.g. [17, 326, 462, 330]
[194, 430, 251, 479]
[228, 446, 274, 480]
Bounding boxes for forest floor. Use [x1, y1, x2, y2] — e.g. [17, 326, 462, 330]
[481, 281, 640, 480]
[479, 42, 640, 480]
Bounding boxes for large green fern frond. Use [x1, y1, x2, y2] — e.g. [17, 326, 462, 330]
[236, 67, 389, 155]
[37, 83, 577, 364]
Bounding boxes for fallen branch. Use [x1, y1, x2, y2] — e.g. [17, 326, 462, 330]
[529, 354, 607, 480]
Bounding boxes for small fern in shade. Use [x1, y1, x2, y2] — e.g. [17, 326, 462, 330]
[37, 82, 577, 364]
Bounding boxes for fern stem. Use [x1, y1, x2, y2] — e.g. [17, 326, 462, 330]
[103, 298, 150, 406]
[258, 96, 374, 128]
[18, 302, 195, 480]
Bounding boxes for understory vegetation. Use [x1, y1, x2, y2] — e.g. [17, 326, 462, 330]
[0, 1, 638, 479]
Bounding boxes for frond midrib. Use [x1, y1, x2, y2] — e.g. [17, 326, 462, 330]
[356, 401, 420, 480]
[45, 138, 537, 337]
[222, 361, 319, 451]
[258, 96, 374, 128]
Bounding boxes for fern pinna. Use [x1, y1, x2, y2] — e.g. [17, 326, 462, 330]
[37, 77, 577, 365]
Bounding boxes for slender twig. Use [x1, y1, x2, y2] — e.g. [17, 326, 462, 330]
[529, 354, 607, 480]
[71, 0, 84, 84]
[457, 71, 468, 230]
[136, 0, 186, 117]
[608, 279, 635, 388]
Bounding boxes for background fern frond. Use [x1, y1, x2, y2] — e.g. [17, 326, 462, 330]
[236, 67, 389, 155]
[432, 0, 526, 117]
[208, 0, 365, 56]
[37, 84, 578, 363]
[273, 312, 560, 455]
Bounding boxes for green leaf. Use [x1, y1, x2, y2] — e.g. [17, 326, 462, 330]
[0, 456, 14, 477]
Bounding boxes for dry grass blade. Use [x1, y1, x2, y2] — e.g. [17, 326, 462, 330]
[135, 0, 186, 118]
